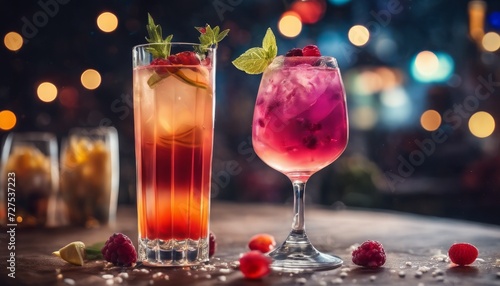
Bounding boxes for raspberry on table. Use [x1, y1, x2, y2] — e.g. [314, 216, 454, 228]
[209, 232, 216, 257]
[285, 48, 303, 57]
[248, 233, 276, 253]
[352, 240, 386, 268]
[239, 251, 272, 279]
[448, 243, 478, 266]
[101, 233, 137, 267]
[302, 45, 321, 56]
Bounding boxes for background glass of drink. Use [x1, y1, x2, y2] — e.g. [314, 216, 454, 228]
[60, 127, 119, 227]
[0, 132, 60, 227]
[252, 56, 348, 271]
[133, 43, 216, 266]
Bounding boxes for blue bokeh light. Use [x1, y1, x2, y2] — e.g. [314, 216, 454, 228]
[328, 0, 351, 6]
[410, 52, 454, 83]
[488, 12, 500, 29]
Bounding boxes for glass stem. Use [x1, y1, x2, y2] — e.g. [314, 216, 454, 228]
[291, 181, 306, 232]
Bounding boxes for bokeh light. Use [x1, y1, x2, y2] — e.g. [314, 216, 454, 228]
[380, 86, 409, 108]
[37, 82, 58, 102]
[278, 12, 302, 38]
[81, 69, 102, 90]
[0, 110, 17, 131]
[16, 216, 23, 223]
[351, 106, 378, 130]
[414, 51, 439, 75]
[328, 0, 351, 5]
[489, 11, 500, 29]
[411, 51, 454, 83]
[97, 12, 118, 33]
[59, 86, 79, 108]
[348, 25, 370, 46]
[291, 0, 326, 24]
[420, 110, 442, 131]
[482, 32, 500, 52]
[469, 111, 495, 138]
[4, 32, 23, 51]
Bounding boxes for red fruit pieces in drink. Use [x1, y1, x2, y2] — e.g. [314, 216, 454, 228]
[285, 48, 303, 57]
[209, 232, 216, 257]
[151, 58, 173, 75]
[352, 240, 386, 268]
[248, 234, 276, 253]
[448, 243, 478, 266]
[239, 251, 272, 279]
[101, 233, 137, 267]
[175, 51, 201, 65]
[302, 45, 321, 56]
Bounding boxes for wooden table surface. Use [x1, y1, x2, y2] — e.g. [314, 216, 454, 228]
[1, 201, 500, 286]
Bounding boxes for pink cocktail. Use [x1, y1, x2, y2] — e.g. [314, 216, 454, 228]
[252, 55, 348, 271]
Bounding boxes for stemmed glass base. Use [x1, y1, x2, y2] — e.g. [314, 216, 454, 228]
[268, 229, 343, 272]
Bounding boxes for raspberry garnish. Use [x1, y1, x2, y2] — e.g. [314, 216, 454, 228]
[352, 240, 386, 268]
[175, 51, 201, 65]
[448, 243, 478, 266]
[302, 45, 321, 56]
[285, 48, 303, 57]
[239, 251, 272, 279]
[151, 58, 173, 75]
[101, 233, 137, 267]
[209, 232, 216, 257]
[248, 234, 276, 253]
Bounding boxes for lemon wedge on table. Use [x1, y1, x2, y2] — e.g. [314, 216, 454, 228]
[52, 241, 86, 266]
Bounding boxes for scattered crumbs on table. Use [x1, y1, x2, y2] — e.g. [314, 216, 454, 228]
[219, 268, 232, 274]
[417, 266, 430, 273]
[148, 279, 154, 285]
[102, 274, 114, 280]
[205, 274, 212, 279]
[341, 266, 351, 272]
[64, 278, 75, 285]
[415, 270, 423, 278]
[318, 280, 327, 286]
[331, 277, 343, 284]
[296, 277, 307, 284]
[340, 271, 348, 278]
[152, 272, 163, 279]
[398, 270, 406, 278]
[113, 276, 123, 284]
[57, 274, 63, 280]
[495, 259, 500, 267]
[186, 271, 192, 276]
[140, 268, 150, 274]
[218, 276, 227, 282]
[436, 275, 445, 282]
[370, 275, 376, 281]
[390, 269, 397, 274]
[417, 283, 425, 286]
[405, 261, 413, 267]
[164, 275, 169, 280]
[55, 268, 61, 275]
[118, 272, 129, 279]
[476, 258, 485, 263]
[432, 269, 444, 277]
[105, 279, 114, 285]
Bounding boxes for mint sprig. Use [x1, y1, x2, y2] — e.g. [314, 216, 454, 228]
[232, 28, 277, 74]
[145, 13, 173, 59]
[195, 24, 230, 53]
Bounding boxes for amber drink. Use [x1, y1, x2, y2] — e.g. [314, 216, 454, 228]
[133, 43, 215, 266]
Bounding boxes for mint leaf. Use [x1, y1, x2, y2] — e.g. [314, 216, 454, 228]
[145, 13, 173, 59]
[232, 28, 278, 74]
[196, 24, 230, 53]
[262, 28, 277, 59]
[232, 47, 272, 74]
[84, 242, 104, 260]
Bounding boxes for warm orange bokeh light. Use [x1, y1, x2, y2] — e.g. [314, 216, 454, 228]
[37, 82, 58, 102]
[0, 110, 17, 130]
[4, 32, 23, 51]
[420, 109, 442, 131]
[97, 12, 119, 33]
[81, 69, 102, 90]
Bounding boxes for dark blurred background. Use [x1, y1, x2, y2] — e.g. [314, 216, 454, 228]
[1, 0, 500, 225]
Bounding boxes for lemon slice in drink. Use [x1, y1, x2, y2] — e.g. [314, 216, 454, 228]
[53, 241, 86, 266]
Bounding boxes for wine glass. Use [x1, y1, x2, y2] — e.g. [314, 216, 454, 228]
[252, 55, 348, 271]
